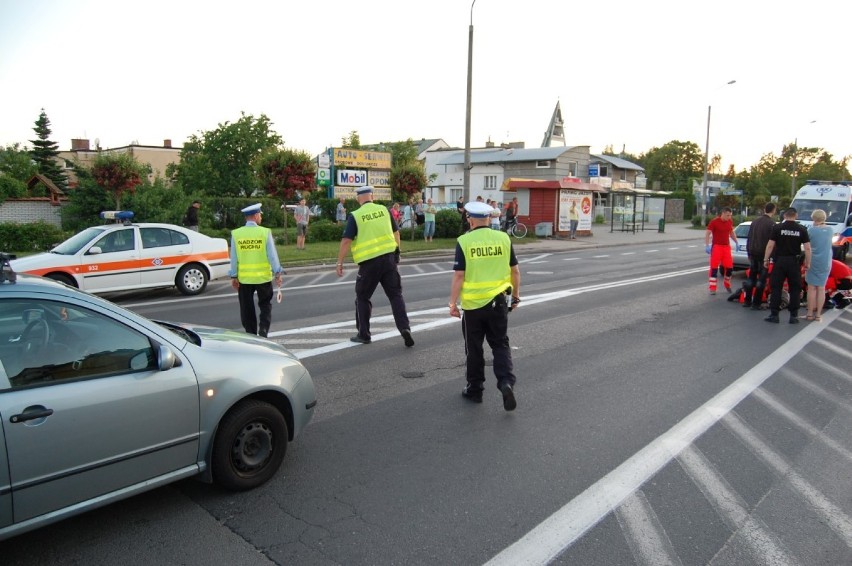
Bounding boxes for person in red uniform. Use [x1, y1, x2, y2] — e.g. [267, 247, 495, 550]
[704, 207, 738, 294]
[826, 259, 852, 309]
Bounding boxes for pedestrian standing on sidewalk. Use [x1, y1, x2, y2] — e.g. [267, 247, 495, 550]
[744, 202, 777, 308]
[568, 201, 579, 239]
[336, 186, 414, 347]
[763, 207, 811, 324]
[183, 200, 201, 231]
[294, 198, 311, 250]
[229, 203, 283, 338]
[423, 198, 437, 242]
[449, 201, 521, 411]
[704, 207, 738, 294]
[336, 196, 347, 224]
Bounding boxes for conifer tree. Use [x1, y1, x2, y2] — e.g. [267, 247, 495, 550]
[29, 108, 68, 190]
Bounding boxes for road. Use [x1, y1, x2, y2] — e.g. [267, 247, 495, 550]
[2, 241, 851, 565]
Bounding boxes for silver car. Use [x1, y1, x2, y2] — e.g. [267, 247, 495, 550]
[732, 221, 751, 269]
[0, 257, 316, 540]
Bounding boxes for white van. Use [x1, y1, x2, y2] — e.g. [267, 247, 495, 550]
[790, 180, 852, 261]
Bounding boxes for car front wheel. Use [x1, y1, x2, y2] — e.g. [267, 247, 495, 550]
[176, 263, 208, 295]
[211, 399, 288, 491]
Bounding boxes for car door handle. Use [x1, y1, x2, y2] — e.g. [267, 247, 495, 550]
[10, 407, 54, 423]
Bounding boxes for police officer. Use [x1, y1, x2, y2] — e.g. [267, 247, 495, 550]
[229, 203, 283, 337]
[763, 207, 811, 324]
[336, 186, 414, 347]
[448, 201, 521, 411]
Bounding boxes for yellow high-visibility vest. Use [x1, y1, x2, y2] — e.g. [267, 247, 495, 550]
[459, 228, 513, 310]
[351, 202, 398, 263]
[233, 225, 273, 283]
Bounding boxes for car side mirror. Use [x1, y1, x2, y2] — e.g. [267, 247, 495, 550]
[87, 246, 103, 255]
[157, 344, 178, 371]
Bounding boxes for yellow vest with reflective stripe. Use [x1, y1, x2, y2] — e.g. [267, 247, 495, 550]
[233, 225, 273, 283]
[459, 228, 513, 310]
[351, 202, 398, 263]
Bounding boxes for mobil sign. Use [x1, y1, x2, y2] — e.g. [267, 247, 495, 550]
[337, 169, 367, 186]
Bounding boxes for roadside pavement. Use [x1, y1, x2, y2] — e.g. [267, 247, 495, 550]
[288, 222, 704, 274]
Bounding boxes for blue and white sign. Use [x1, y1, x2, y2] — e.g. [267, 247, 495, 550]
[336, 169, 367, 186]
[588, 164, 599, 177]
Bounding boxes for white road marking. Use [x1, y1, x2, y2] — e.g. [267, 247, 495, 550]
[287, 267, 708, 359]
[615, 490, 683, 566]
[722, 412, 852, 548]
[592, 254, 610, 258]
[753, 388, 852, 462]
[484, 313, 833, 565]
[645, 249, 659, 253]
[678, 445, 796, 566]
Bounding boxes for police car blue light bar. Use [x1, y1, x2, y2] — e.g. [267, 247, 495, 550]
[99, 211, 135, 220]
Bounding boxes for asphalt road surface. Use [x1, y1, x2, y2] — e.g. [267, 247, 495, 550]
[2, 242, 851, 565]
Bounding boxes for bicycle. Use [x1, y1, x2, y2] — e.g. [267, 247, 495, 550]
[503, 218, 528, 239]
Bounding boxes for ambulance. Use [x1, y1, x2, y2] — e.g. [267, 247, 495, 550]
[790, 180, 852, 261]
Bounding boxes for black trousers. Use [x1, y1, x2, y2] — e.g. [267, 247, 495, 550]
[238, 281, 273, 337]
[354, 253, 410, 339]
[768, 256, 802, 315]
[746, 254, 769, 305]
[461, 294, 515, 391]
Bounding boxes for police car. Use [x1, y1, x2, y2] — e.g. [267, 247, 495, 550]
[11, 212, 230, 295]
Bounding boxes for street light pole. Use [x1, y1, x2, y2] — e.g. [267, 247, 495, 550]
[701, 104, 712, 227]
[463, 0, 476, 203]
[700, 79, 736, 227]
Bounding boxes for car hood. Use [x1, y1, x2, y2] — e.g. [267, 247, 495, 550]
[10, 252, 65, 271]
[156, 321, 299, 360]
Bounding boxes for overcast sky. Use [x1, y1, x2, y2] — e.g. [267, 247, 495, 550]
[2, 0, 849, 173]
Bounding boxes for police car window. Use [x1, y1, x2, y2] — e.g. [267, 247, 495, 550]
[170, 229, 189, 245]
[0, 298, 156, 391]
[93, 229, 135, 253]
[142, 227, 175, 248]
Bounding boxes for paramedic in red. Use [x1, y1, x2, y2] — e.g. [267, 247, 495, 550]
[704, 207, 738, 294]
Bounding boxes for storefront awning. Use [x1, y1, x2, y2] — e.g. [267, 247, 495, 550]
[500, 177, 606, 192]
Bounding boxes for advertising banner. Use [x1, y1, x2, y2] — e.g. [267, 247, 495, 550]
[337, 169, 368, 186]
[369, 169, 391, 187]
[333, 185, 392, 200]
[333, 148, 392, 169]
[558, 190, 593, 232]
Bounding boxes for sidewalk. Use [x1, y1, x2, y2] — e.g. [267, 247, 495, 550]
[286, 222, 704, 274]
[519, 221, 702, 254]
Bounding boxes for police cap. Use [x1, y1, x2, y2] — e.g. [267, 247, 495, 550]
[241, 203, 262, 215]
[355, 186, 374, 196]
[464, 201, 493, 218]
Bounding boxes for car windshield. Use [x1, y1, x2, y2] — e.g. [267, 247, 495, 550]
[735, 224, 751, 238]
[51, 227, 109, 255]
[791, 199, 848, 223]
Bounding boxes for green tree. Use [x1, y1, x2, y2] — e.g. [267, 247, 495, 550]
[255, 148, 317, 202]
[601, 144, 644, 166]
[91, 153, 148, 209]
[641, 140, 704, 192]
[341, 130, 361, 149]
[60, 165, 115, 231]
[255, 148, 317, 245]
[29, 109, 68, 190]
[169, 113, 283, 197]
[0, 143, 37, 202]
[126, 176, 192, 225]
[389, 162, 427, 201]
